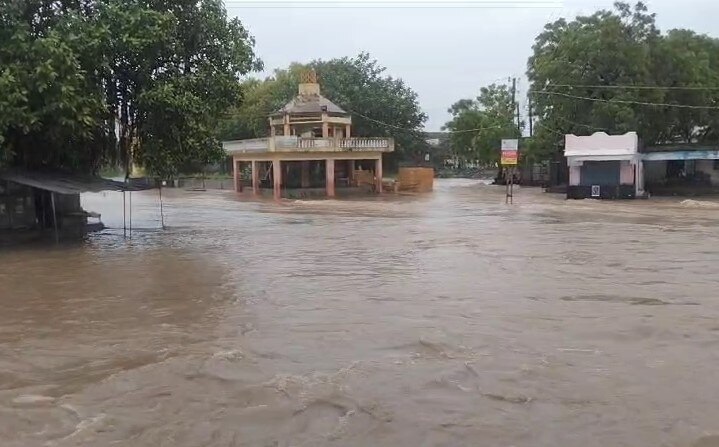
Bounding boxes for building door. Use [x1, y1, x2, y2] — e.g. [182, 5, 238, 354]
[580, 161, 620, 186]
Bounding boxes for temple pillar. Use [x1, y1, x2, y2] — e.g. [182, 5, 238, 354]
[283, 114, 290, 136]
[301, 161, 311, 188]
[326, 159, 335, 198]
[234, 158, 243, 192]
[273, 159, 282, 200]
[251, 160, 259, 195]
[375, 157, 383, 193]
[347, 160, 355, 186]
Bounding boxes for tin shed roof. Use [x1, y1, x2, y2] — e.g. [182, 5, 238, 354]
[0, 170, 149, 194]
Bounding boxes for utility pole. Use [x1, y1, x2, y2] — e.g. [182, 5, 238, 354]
[511, 77, 516, 122]
[511, 77, 521, 134]
[528, 96, 533, 137]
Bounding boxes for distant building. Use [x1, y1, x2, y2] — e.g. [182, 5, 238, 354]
[565, 132, 641, 199]
[223, 71, 394, 199]
[565, 131, 719, 199]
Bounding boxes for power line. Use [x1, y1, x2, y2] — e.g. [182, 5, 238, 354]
[347, 108, 505, 135]
[223, 1, 562, 9]
[545, 83, 719, 91]
[553, 115, 607, 131]
[530, 90, 719, 110]
[533, 121, 565, 138]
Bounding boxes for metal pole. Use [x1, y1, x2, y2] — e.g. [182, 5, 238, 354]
[510, 167, 515, 204]
[505, 174, 510, 204]
[122, 190, 126, 238]
[159, 185, 165, 229]
[50, 192, 59, 243]
[129, 190, 132, 238]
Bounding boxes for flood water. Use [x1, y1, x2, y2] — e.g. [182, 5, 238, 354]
[2, 179, 719, 447]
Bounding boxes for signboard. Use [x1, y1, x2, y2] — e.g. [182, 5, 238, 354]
[591, 185, 601, 197]
[501, 139, 519, 166]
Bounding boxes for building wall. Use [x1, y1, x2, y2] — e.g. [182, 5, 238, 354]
[695, 160, 719, 184]
[643, 160, 667, 183]
[565, 132, 638, 158]
[0, 183, 36, 230]
[620, 161, 635, 185]
[569, 165, 581, 186]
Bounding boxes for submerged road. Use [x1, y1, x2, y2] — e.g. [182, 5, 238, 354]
[1, 180, 719, 446]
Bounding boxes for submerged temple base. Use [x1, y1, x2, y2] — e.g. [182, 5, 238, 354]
[232, 156, 384, 200]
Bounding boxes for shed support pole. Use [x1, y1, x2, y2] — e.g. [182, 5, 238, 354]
[51, 192, 59, 243]
[122, 190, 126, 238]
[159, 186, 165, 229]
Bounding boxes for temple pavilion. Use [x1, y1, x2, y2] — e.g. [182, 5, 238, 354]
[223, 70, 394, 199]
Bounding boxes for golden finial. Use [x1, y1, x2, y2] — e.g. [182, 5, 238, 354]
[301, 69, 317, 84]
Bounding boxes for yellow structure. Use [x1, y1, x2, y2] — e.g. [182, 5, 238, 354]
[397, 167, 434, 192]
[223, 71, 394, 199]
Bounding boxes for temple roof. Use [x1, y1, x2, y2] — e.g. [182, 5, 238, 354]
[273, 94, 347, 116]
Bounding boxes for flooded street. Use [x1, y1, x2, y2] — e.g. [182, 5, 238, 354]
[2, 179, 719, 447]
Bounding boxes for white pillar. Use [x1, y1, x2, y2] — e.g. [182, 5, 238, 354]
[273, 159, 282, 200]
[635, 158, 645, 197]
[375, 157, 383, 193]
[233, 157, 240, 192]
[326, 159, 335, 197]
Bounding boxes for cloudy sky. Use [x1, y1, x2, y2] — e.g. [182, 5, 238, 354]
[228, 0, 718, 131]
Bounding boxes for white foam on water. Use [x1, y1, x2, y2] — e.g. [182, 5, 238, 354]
[680, 199, 719, 208]
[12, 395, 55, 405]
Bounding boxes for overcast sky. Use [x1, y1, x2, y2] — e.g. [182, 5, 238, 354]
[228, 0, 718, 131]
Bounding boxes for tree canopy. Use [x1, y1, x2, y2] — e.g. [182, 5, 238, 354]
[526, 1, 719, 160]
[0, 0, 260, 177]
[219, 53, 428, 167]
[442, 84, 521, 165]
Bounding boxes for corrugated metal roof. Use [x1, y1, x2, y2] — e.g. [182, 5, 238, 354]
[272, 94, 347, 116]
[0, 170, 150, 194]
[643, 144, 719, 153]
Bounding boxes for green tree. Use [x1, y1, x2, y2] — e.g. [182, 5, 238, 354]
[442, 84, 521, 166]
[0, 0, 261, 177]
[0, 1, 107, 171]
[526, 1, 719, 160]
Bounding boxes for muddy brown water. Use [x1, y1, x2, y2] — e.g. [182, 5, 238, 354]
[2, 180, 719, 447]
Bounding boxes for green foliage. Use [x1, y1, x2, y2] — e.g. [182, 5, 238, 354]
[0, 0, 260, 176]
[219, 53, 428, 167]
[527, 1, 719, 160]
[442, 84, 521, 165]
[0, 1, 106, 170]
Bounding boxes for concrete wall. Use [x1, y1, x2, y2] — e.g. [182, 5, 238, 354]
[569, 165, 581, 186]
[565, 132, 638, 158]
[620, 161, 635, 185]
[176, 178, 234, 190]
